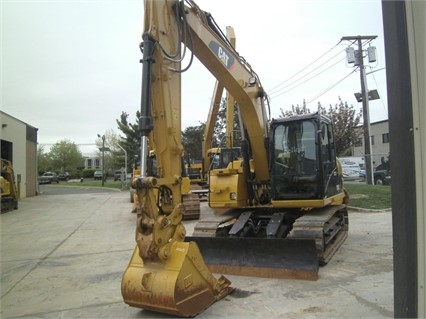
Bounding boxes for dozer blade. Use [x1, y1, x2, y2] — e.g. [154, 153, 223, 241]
[185, 236, 319, 281]
[121, 242, 234, 317]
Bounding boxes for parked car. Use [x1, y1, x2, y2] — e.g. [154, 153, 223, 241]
[358, 169, 391, 185]
[94, 170, 104, 180]
[114, 170, 125, 181]
[58, 172, 71, 181]
[385, 174, 391, 185]
[39, 172, 60, 184]
[374, 169, 391, 185]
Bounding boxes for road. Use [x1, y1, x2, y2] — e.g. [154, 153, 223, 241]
[0, 188, 393, 318]
[38, 184, 119, 195]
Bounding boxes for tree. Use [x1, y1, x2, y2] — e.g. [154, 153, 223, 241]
[49, 139, 84, 174]
[280, 100, 311, 117]
[181, 98, 244, 164]
[320, 97, 362, 156]
[95, 130, 125, 173]
[209, 97, 242, 148]
[37, 145, 52, 174]
[182, 124, 205, 161]
[116, 111, 142, 169]
[116, 110, 206, 169]
[280, 97, 362, 156]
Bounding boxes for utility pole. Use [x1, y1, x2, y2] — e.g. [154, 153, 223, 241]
[117, 143, 128, 188]
[100, 135, 106, 187]
[341, 35, 377, 185]
[97, 134, 110, 187]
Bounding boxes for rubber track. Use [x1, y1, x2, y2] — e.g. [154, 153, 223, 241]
[192, 205, 349, 266]
[288, 204, 349, 265]
[182, 193, 201, 220]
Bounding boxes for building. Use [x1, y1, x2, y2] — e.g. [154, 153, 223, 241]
[0, 111, 38, 198]
[352, 119, 390, 168]
[84, 156, 101, 169]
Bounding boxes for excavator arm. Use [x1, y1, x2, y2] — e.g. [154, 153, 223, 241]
[122, 0, 257, 316]
[126, 0, 272, 276]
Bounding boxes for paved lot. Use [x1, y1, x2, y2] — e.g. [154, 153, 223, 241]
[1, 187, 393, 318]
[38, 184, 120, 195]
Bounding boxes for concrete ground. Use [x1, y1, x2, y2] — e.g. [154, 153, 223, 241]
[1, 187, 393, 318]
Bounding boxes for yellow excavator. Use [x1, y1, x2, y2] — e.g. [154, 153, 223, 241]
[1, 159, 19, 213]
[122, 0, 349, 316]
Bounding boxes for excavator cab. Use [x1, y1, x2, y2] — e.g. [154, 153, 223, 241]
[207, 147, 242, 170]
[270, 113, 343, 201]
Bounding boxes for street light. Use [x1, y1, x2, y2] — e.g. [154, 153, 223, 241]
[97, 134, 107, 187]
[117, 143, 128, 186]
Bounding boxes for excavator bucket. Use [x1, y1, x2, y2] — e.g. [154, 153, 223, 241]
[121, 242, 234, 317]
[185, 236, 319, 281]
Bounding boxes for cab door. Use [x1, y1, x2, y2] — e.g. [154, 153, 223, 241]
[319, 121, 342, 197]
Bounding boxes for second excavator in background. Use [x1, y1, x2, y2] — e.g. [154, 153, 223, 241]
[1, 159, 19, 213]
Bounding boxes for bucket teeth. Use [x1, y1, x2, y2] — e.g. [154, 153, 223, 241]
[214, 275, 234, 300]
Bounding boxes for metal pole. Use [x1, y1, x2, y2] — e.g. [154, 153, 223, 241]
[102, 135, 105, 187]
[140, 136, 149, 178]
[117, 143, 127, 186]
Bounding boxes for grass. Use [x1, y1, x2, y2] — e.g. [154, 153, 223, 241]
[345, 183, 392, 210]
[54, 180, 391, 210]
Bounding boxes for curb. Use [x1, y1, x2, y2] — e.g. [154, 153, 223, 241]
[348, 206, 392, 213]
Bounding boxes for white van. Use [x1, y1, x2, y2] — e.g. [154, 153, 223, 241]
[338, 159, 362, 181]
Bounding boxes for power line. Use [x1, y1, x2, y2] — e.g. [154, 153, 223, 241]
[270, 38, 375, 100]
[369, 68, 388, 114]
[269, 48, 346, 96]
[268, 40, 342, 93]
[269, 56, 346, 99]
[305, 69, 357, 105]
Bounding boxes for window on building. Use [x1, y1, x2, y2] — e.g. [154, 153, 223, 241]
[354, 137, 362, 147]
[87, 159, 92, 168]
[382, 133, 390, 143]
[95, 159, 100, 168]
[371, 135, 375, 145]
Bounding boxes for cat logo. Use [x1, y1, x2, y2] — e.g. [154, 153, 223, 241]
[209, 41, 235, 70]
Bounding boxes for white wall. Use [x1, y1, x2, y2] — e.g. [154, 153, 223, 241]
[406, 0, 426, 315]
[1, 113, 30, 198]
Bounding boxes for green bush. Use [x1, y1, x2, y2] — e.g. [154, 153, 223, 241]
[82, 168, 98, 178]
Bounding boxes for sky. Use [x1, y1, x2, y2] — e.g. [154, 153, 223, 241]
[1, 0, 388, 156]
